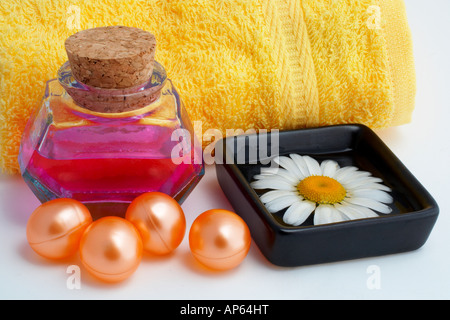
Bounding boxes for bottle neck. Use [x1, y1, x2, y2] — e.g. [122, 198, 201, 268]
[58, 61, 167, 116]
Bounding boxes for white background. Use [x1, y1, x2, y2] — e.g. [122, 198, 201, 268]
[1, 0, 449, 300]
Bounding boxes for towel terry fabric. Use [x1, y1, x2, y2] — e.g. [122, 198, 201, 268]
[0, 0, 416, 174]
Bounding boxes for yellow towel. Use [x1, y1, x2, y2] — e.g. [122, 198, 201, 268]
[0, 0, 415, 174]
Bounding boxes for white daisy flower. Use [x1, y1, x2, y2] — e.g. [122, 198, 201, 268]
[250, 154, 393, 226]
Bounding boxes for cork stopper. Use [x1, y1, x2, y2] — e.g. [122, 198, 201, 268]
[65, 26, 156, 89]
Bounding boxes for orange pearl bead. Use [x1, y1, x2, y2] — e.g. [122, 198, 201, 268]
[189, 209, 251, 271]
[79, 216, 143, 283]
[26, 198, 92, 260]
[125, 192, 186, 255]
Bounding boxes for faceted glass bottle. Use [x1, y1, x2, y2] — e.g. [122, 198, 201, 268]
[18, 60, 204, 206]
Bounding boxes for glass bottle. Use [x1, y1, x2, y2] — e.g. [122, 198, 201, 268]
[18, 26, 204, 210]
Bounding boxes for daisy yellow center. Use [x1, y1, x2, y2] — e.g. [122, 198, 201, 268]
[297, 176, 346, 204]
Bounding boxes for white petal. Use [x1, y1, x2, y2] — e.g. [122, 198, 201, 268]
[360, 183, 391, 193]
[350, 189, 393, 204]
[283, 200, 315, 226]
[289, 154, 310, 178]
[265, 195, 301, 213]
[252, 174, 293, 183]
[345, 182, 392, 194]
[345, 197, 392, 214]
[313, 205, 326, 225]
[348, 203, 379, 218]
[253, 174, 273, 180]
[303, 155, 322, 176]
[332, 166, 359, 182]
[334, 203, 363, 220]
[259, 190, 298, 203]
[320, 160, 340, 177]
[253, 169, 298, 184]
[274, 156, 304, 180]
[335, 202, 378, 220]
[337, 170, 372, 185]
[269, 168, 299, 184]
[250, 179, 296, 191]
[259, 167, 280, 175]
[314, 204, 346, 225]
[343, 176, 388, 191]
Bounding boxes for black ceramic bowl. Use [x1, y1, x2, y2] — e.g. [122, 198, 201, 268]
[215, 124, 439, 267]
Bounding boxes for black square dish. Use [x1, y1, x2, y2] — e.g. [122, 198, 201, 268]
[215, 124, 439, 267]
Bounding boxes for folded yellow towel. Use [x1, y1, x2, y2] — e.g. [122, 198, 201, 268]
[0, 0, 415, 174]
